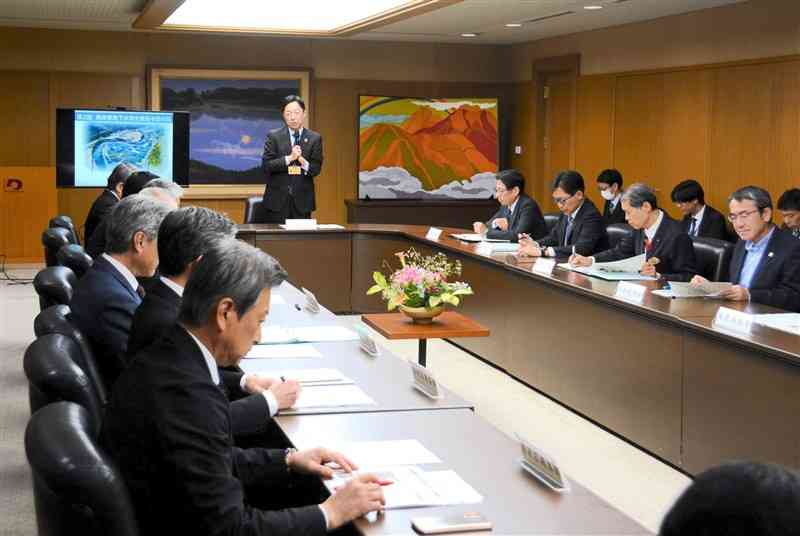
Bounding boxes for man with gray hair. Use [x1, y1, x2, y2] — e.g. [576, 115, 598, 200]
[70, 194, 173, 387]
[104, 238, 388, 536]
[691, 186, 800, 310]
[571, 182, 698, 281]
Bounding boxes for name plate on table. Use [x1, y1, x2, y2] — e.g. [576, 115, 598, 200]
[410, 361, 443, 399]
[614, 281, 646, 304]
[532, 258, 555, 276]
[517, 436, 570, 493]
[712, 306, 753, 334]
[425, 227, 443, 241]
[281, 219, 317, 230]
[301, 287, 321, 314]
[354, 325, 380, 357]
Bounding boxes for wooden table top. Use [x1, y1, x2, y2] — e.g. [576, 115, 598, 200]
[361, 311, 490, 340]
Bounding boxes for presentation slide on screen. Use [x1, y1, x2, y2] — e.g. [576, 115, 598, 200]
[74, 110, 174, 187]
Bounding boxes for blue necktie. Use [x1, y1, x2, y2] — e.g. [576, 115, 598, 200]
[292, 131, 299, 147]
[563, 216, 574, 246]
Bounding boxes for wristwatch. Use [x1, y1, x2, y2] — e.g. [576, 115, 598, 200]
[284, 447, 297, 471]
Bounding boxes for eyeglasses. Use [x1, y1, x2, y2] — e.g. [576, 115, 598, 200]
[283, 110, 304, 117]
[727, 209, 760, 222]
[553, 193, 575, 206]
[495, 188, 509, 195]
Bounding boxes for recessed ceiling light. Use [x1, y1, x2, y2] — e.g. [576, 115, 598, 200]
[583, 5, 604, 10]
[460, 32, 478, 37]
[505, 23, 522, 28]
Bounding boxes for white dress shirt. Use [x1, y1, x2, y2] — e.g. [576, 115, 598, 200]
[101, 253, 139, 294]
[493, 197, 518, 229]
[284, 127, 310, 173]
[688, 205, 706, 236]
[644, 210, 665, 242]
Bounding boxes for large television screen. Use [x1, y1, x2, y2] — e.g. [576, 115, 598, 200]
[358, 96, 499, 200]
[56, 108, 190, 187]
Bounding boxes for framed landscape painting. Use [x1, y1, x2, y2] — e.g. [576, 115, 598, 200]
[149, 68, 310, 185]
[358, 96, 499, 200]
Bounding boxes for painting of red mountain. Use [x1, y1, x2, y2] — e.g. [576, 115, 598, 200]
[358, 96, 499, 200]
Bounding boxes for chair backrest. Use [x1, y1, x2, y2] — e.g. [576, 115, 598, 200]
[544, 213, 560, 233]
[24, 334, 103, 434]
[606, 223, 634, 250]
[42, 227, 72, 267]
[33, 266, 77, 311]
[25, 402, 140, 536]
[49, 215, 80, 246]
[244, 196, 263, 224]
[692, 236, 735, 282]
[56, 244, 93, 279]
[34, 305, 108, 405]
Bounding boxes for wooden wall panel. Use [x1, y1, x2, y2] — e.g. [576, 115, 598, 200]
[574, 76, 615, 211]
[510, 82, 536, 199]
[768, 60, 800, 198]
[1, 167, 57, 261]
[0, 72, 50, 166]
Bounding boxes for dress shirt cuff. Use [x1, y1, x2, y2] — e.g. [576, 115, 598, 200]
[545, 247, 555, 258]
[491, 220, 501, 230]
[263, 390, 278, 417]
[301, 161, 310, 173]
[589, 256, 596, 265]
[285, 155, 292, 166]
[318, 504, 330, 531]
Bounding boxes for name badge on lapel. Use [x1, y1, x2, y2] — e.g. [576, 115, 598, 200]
[288, 165, 302, 175]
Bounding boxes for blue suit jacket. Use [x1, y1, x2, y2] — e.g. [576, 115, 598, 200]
[69, 255, 141, 387]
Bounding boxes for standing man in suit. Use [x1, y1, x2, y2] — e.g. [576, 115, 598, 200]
[691, 186, 800, 311]
[472, 169, 547, 241]
[571, 183, 699, 281]
[71, 193, 174, 387]
[83, 162, 134, 244]
[518, 170, 608, 258]
[671, 179, 732, 242]
[777, 188, 800, 239]
[103, 238, 387, 536]
[597, 169, 626, 226]
[128, 206, 300, 439]
[260, 95, 323, 223]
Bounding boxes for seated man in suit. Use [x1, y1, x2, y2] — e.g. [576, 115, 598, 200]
[597, 168, 626, 226]
[103, 238, 386, 536]
[518, 170, 608, 258]
[128, 206, 300, 438]
[472, 169, 547, 241]
[671, 179, 732, 242]
[777, 188, 800, 239]
[83, 162, 134, 244]
[660, 461, 800, 536]
[691, 186, 800, 311]
[71, 193, 175, 387]
[571, 183, 699, 281]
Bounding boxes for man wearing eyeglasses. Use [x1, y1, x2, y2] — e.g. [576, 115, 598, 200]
[570, 183, 698, 281]
[472, 169, 547, 242]
[691, 186, 800, 311]
[518, 170, 607, 258]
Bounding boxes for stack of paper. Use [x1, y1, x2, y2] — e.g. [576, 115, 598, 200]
[450, 233, 484, 243]
[652, 281, 731, 299]
[280, 219, 317, 230]
[317, 224, 345, 230]
[753, 313, 800, 335]
[260, 325, 359, 344]
[563, 254, 658, 281]
[291, 384, 376, 409]
[244, 343, 322, 359]
[238, 364, 354, 386]
[320, 439, 442, 467]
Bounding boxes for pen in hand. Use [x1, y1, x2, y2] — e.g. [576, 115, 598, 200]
[294, 304, 302, 311]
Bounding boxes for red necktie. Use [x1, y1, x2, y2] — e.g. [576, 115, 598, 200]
[644, 238, 653, 253]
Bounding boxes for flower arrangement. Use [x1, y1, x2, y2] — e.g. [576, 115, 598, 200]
[367, 248, 474, 313]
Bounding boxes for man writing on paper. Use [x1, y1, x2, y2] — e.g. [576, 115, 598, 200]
[691, 186, 800, 311]
[570, 183, 698, 281]
[104, 238, 387, 536]
[472, 169, 547, 242]
[518, 170, 607, 258]
[260, 95, 323, 223]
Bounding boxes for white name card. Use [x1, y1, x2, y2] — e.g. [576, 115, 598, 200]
[354, 325, 380, 357]
[532, 258, 556, 276]
[614, 281, 646, 304]
[301, 287, 321, 314]
[425, 227, 443, 241]
[712, 306, 753, 334]
[410, 361, 443, 399]
[517, 435, 570, 493]
[283, 218, 318, 230]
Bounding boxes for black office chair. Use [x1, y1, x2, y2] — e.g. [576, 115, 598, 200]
[244, 196, 264, 223]
[34, 305, 108, 406]
[49, 215, 80, 246]
[692, 236, 735, 282]
[24, 334, 104, 434]
[606, 223, 634, 250]
[42, 227, 72, 267]
[25, 402, 140, 536]
[56, 244, 93, 279]
[33, 266, 77, 311]
[544, 213, 560, 233]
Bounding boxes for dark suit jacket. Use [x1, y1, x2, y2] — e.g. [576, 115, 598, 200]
[83, 189, 117, 246]
[729, 227, 800, 312]
[680, 205, 733, 242]
[594, 212, 699, 282]
[69, 255, 141, 387]
[128, 278, 273, 438]
[102, 325, 325, 536]
[85, 217, 108, 259]
[261, 126, 324, 214]
[538, 199, 609, 257]
[485, 194, 548, 241]
[602, 198, 626, 226]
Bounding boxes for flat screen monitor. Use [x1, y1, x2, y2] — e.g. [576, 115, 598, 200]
[56, 108, 190, 187]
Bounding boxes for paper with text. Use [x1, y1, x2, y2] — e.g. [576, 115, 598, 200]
[244, 343, 322, 359]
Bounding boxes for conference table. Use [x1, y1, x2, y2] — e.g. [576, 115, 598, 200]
[239, 224, 800, 475]
[262, 281, 649, 535]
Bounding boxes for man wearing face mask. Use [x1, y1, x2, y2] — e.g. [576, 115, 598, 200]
[597, 169, 626, 226]
[472, 169, 547, 242]
[260, 95, 324, 223]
